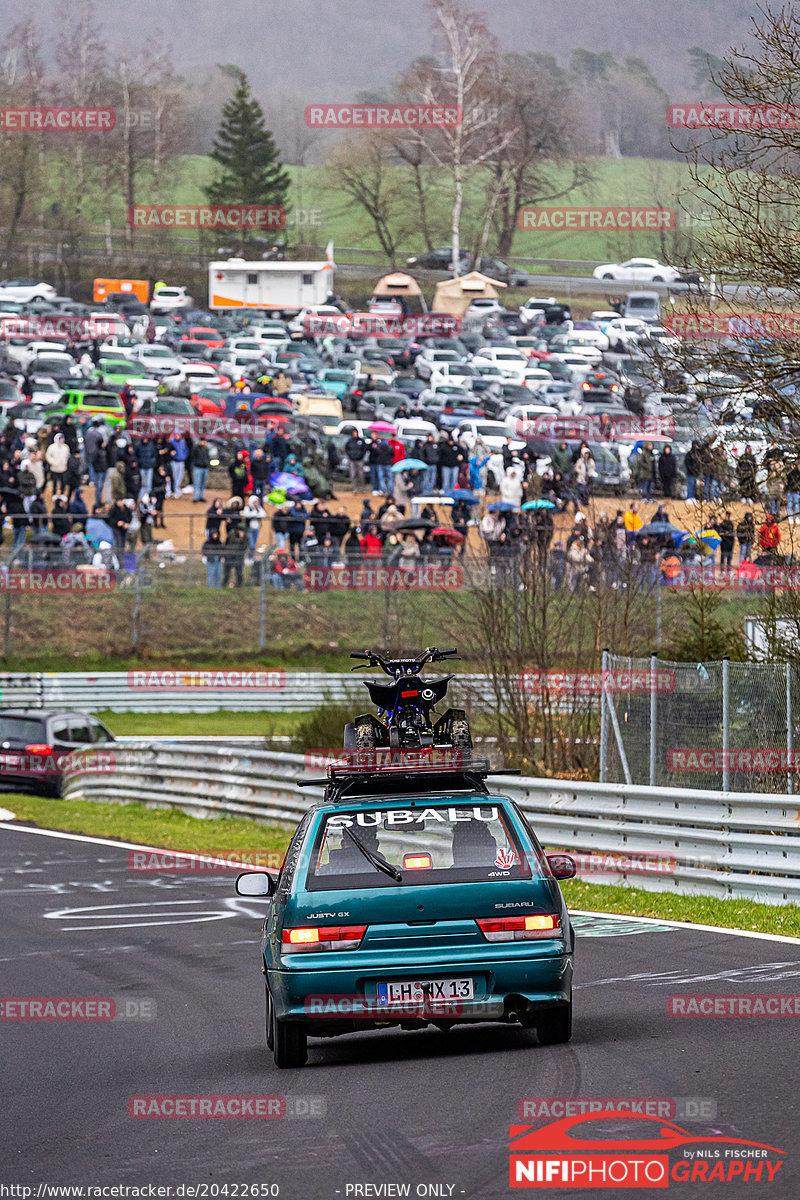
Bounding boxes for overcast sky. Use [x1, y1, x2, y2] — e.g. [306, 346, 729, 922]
[1, 0, 758, 100]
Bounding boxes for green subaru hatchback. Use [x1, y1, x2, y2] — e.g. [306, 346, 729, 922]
[236, 762, 576, 1068]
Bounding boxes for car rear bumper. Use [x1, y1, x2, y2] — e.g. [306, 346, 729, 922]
[268, 950, 573, 1023]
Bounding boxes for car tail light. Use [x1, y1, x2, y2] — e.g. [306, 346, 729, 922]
[476, 913, 560, 942]
[282, 924, 366, 952]
[581, 382, 590, 390]
[475, 409, 484, 416]
[25, 743, 53, 757]
[611, 384, 620, 392]
[403, 853, 432, 870]
[442, 406, 454, 414]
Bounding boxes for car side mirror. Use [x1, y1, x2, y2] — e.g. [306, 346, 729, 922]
[546, 853, 577, 880]
[235, 871, 276, 897]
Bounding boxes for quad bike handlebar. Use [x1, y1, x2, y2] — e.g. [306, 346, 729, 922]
[349, 647, 459, 676]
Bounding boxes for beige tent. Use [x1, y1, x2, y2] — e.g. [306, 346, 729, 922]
[432, 270, 508, 318]
[372, 271, 424, 298]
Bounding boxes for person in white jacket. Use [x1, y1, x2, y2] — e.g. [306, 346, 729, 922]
[499, 466, 523, 508]
[45, 433, 70, 497]
[242, 495, 266, 560]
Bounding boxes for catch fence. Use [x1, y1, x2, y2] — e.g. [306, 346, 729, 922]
[603, 652, 800, 793]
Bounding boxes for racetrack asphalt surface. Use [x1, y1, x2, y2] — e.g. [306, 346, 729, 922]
[2, 822, 799, 1198]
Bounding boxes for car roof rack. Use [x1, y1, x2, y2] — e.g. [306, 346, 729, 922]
[297, 748, 519, 804]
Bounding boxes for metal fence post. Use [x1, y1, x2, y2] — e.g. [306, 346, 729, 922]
[722, 655, 730, 792]
[655, 580, 662, 650]
[132, 562, 141, 649]
[599, 647, 609, 782]
[259, 557, 267, 652]
[649, 651, 657, 787]
[787, 662, 793, 796]
[3, 588, 10, 658]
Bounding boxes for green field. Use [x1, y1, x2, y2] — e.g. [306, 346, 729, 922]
[40, 153, 699, 268]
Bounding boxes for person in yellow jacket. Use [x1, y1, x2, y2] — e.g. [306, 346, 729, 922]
[623, 501, 642, 545]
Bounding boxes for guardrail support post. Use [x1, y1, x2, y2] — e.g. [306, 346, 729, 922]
[787, 662, 793, 796]
[649, 651, 658, 787]
[722, 655, 730, 792]
[599, 647, 609, 782]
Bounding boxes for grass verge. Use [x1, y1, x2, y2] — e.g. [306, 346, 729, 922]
[3, 794, 293, 858]
[2, 795, 798, 938]
[96, 710, 303, 738]
[561, 879, 800, 938]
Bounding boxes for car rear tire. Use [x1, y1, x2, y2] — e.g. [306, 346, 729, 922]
[354, 720, 376, 749]
[537, 1002, 572, 1045]
[450, 717, 472, 751]
[602, 273, 615, 280]
[271, 1005, 308, 1069]
[343, 722, 356, 749]
[652, 275, 664, 282]
[265, 984, 274, 1051]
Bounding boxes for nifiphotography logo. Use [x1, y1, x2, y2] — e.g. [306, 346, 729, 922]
[509, 1112, 785, 1187]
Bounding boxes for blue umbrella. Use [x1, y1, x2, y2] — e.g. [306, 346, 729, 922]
[486, 501, 518, 512]
[636, 522, 685, 539]
[448, 488, 480, 504]
[522, 499, 556, 510]
[391, 458, 427, 472]
[269, 471, 306, 490]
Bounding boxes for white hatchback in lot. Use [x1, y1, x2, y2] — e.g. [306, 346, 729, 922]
[150, 286, 194, 314]
[471, 347, 528, 382]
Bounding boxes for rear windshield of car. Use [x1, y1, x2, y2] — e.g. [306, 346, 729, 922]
[627, 297, 658, 310]
[305, 801, 535, 891]
[81, 393, 123, 410]
[0, 716, 45, 742]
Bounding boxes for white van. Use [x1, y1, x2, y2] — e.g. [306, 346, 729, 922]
[624, 291, 661, 324]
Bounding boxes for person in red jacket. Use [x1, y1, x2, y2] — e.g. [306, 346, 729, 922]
[758, 512, 781, 561]
[388, 436, 405, 465]
[359, 523, 383, 557]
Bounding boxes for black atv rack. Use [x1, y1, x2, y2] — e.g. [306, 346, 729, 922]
[297, 749, 519, 804]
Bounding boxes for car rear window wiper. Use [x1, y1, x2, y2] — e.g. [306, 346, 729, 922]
[343, 825, 402, 882]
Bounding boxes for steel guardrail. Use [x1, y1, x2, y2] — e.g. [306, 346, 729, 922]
[61, 743, 800, 906]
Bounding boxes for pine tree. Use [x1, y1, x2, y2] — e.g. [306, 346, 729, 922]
[206, 69, 289, 210]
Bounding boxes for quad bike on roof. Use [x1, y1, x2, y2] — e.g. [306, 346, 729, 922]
[343, 646, 473, 751]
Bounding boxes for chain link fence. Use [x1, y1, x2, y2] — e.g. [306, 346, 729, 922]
[603, 652, 799, 793]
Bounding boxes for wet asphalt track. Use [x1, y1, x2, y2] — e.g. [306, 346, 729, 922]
[2, 822, 799, 1199]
